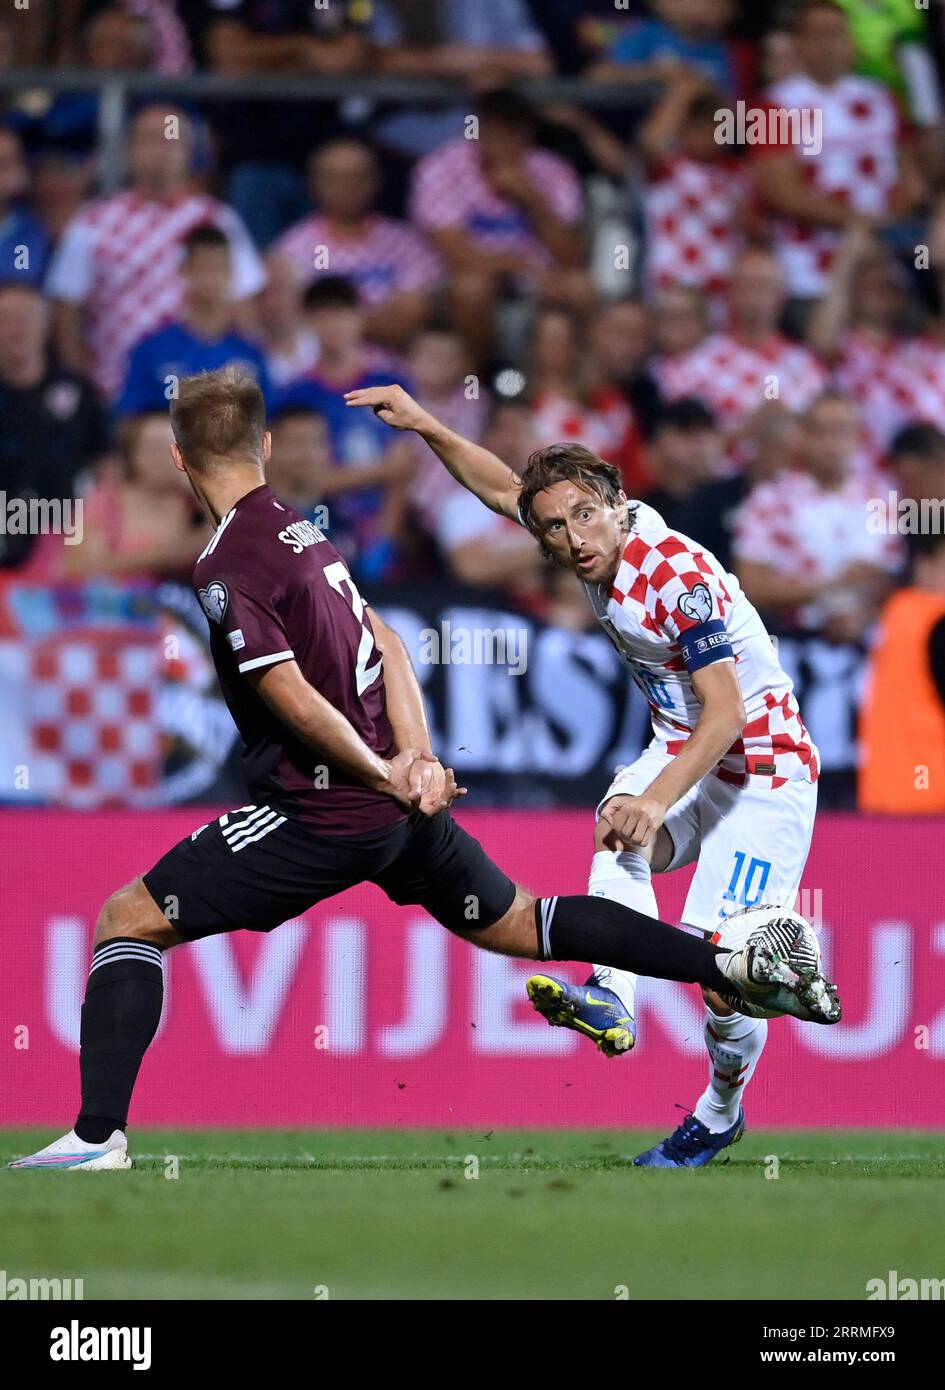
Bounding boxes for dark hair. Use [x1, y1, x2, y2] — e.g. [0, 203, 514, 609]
[518, 444, 628, 555]
[477, 89, 539, 136]
[889, 422, 945, 462]
[183, 223, 229, 256]
[654, 398, 718, 433]
[302, 275, 360, 311]
[792, 0, 848, 32]
[170, 366, 266, 474]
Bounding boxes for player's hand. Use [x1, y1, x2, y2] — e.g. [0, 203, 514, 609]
[344, 384, 431, 433]
[413, 753, 468, 817]
[599, 793, 666, 850]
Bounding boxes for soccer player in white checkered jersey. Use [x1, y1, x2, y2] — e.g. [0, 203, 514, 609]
[11, 366, 839, 1172]
[346, 382, 825, 1168]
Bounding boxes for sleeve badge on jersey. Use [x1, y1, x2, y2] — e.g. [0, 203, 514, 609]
[678, 582, 713, 625]
[227, 628, 246, 652]
[197, 580, 229, 625]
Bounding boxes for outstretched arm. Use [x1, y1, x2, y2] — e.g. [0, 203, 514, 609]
[345, 384, 524, 522]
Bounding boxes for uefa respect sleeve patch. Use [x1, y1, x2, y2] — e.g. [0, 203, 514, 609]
[678, 617, 734, 672]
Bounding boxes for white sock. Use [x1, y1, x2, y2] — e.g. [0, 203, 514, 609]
[693, 1007, 768, 1133]
[588, 848, 659, 1021]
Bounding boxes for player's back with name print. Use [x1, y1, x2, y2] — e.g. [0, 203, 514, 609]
[193, 483, 390, 759]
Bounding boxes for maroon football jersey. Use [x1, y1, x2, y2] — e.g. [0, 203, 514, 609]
[193, 483, 405, 835]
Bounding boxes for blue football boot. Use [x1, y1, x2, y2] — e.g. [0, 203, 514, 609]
[526, 973, 635, 1057]
[632, 1109, 746, 1168]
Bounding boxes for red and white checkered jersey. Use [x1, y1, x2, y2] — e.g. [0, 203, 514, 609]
[46, 191, 267, 397]
[271, 213, 442, 304]
[644, 154, 747, 297]
[757, 74, 901, 297]
[410, 138, 583, 266]
[584, 501, 819, 788]
[837, 330, 945, 453]
[654, 331, 826, 433]
[733, 468, 904, 629]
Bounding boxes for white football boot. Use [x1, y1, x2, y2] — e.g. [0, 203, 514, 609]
[9, 1128, 132, 1171]
[715, 904, 841, 1025]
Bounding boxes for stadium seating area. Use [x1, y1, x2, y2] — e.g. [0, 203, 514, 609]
[1, 0, 945, 809]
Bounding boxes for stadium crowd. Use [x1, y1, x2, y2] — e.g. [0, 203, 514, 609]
[2, 0, 945, 670]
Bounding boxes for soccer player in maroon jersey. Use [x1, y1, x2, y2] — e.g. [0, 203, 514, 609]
[12, 367, 838, 1170]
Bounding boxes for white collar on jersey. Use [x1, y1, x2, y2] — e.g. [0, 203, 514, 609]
[197, 504, 237, 562]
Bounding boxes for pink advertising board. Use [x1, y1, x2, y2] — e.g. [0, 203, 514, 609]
[2, 809, 943, 1128]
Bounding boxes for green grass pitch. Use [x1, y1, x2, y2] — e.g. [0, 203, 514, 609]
[3, 1129, 945, 1300]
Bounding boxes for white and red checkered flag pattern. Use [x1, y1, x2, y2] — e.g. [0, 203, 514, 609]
[599, 502, 819, 788]
[644, 154, 747, 297]
[272, 213, 442, 302]
[46, 192, 266, 398]
[836, 330, 945, 454]
[654, 331, 827, 433]
[756, 74, 902, 297]
[0, 634, 161, 808]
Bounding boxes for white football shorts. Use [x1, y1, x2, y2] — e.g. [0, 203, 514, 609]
[597, 746, 818, 941]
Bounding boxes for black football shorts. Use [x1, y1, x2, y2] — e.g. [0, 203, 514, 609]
[141, 805, 517, 940]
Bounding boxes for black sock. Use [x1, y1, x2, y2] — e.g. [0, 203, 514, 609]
[536, 896, 729, 992]
[74, 938, 164, 1143]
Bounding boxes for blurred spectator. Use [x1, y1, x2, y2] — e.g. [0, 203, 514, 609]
[859, 530, 945, 813]
[0, 282, 108, 571]
[410, 91, 587, 363]
[809, 225, 915, 453]
[276, 276, 414, 582]
[588, 298, 663, 442]
[370, 0, 552, 160]
[654, 247, 826, 447]
[651, 281, 709, 359]
[753, 0, 925, 310]
[640, 397, 723, 532]
[271, 138, 441, 348]
[887, 422, 945, 510]
[523, 0, 646, 76]
[37, 4, 155, 159]
[0, 126, 52, 285]
[527, 305, 647, 490]
[266, 405, 332, 519]
[813, 211, 945, 454]
[676, 403, 802, 570]
[404, 325, 537, 587]
[414, 393, 544, 590]
[733, 391, 901, 642]
[639, 70, 748, 298]
[257, 253, 320, 389]
[115, 224, 270, 422]
[758, 27, 797, 86]
[57, 0, 193, 73]
[46, 103, 267, 399]
[195, 0, 370, 248]
[31, 151, 95, 242]
[62, 412, 206, 580]
[588, 0, 737, 96]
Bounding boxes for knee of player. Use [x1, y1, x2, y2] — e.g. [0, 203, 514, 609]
[94, 879, 166, 947]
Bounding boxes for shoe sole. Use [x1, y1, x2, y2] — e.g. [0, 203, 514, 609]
[10, 1150, 133, 1171]
[526, 975, 635, 1057]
